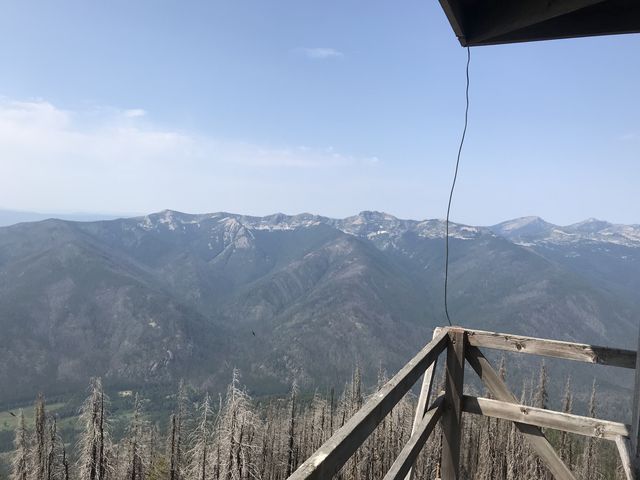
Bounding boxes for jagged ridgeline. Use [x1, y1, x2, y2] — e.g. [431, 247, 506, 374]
[0, 210, 638, 405]
[1, 366, 628, 480]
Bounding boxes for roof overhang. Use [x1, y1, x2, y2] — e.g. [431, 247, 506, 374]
[438, 0, 640, 46]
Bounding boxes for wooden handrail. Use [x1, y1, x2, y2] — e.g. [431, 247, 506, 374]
[288, 329, 449, 480]
[289, 326, 638, 480]
[463, 327, 636, 369]
[463, 395, 630, 440]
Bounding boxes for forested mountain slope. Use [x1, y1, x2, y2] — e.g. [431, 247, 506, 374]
[0, 210, 637, 403]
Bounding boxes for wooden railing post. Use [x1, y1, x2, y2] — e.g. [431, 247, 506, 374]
[289, 324, 632, 480]
[441, 328, 465, 480]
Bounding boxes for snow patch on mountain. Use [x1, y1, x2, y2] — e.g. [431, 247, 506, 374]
[135, 210, 639, 249]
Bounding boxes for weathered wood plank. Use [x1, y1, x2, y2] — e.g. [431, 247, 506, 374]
[405, 327, 442, 480]
[383, 396, 444, 480]
[409, 329, 442, 431]
[465, 328, 636, 369]
[441, 329, 465, 480]
[287, 330, 449, 480]
[463, 395, 629, 440]
[466, 345, 576, 480]
[615, 435, 636, 480]
[404, 328, 441, 480]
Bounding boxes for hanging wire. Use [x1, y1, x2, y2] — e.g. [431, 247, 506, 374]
[444, 46, 471, 327]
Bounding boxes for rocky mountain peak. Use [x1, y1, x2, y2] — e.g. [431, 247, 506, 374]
[567, 218, 612, 233]
[490, 216, 554, 239]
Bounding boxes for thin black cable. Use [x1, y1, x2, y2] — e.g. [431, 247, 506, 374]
[444, 46, 471, 327]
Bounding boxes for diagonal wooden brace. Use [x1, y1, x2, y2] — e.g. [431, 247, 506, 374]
[405, 327, 442, 480]
[383, 396, 445, 480]
[465, 345, 576, 480]
[616, 435, 636, 480]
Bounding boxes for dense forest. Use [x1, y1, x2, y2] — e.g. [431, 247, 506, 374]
[3, 362, 627, 480]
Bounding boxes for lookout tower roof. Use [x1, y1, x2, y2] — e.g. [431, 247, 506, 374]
[438, 0, 640, 46]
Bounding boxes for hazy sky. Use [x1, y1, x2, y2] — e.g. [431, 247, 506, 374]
[0, 1, 638, 225]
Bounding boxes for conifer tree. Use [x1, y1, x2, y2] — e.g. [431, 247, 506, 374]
[533, 361, 549, 410]
[530, 362, 551, 479]
[581, 380, 599, 480]
[286, 382, 298, 478]
[31, 393, 48, 480]
[77, 377, 110, 480]
[216, 371, 260, 480]
[124, 394, 146, 480]
[167, 414, 180, 480]
[559, 376, 574, 466]
[10, 410, 29, 480]
[47, 417, 68, 480]
[185, 393, 212, 480]
[174, 380, 188, 480]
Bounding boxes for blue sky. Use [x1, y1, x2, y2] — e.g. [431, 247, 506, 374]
[0, 1, 638, 225]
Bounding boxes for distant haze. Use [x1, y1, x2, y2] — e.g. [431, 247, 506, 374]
[0, 209, 126, 227]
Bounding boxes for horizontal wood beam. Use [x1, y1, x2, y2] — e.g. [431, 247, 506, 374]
[288, 330, 449, 480]
[464, 328, 636, 369]
[383, 396, 444, 480]
[463, 395, 630, 441]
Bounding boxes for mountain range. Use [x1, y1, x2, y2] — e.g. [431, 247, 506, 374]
[0, 210, 638, 405]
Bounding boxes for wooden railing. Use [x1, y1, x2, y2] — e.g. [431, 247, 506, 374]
[288, 326, 640, 480]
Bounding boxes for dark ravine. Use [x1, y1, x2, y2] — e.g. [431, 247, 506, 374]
[0, 210, 638, 404]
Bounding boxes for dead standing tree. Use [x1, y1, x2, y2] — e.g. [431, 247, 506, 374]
[168, 380, 188, 480]
[10, 410, 29, 480]
[77, 378, 110, 480]
[185, 393, 212, 480]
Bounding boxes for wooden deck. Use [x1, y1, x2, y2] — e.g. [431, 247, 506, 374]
[288, 326, 640, 480]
